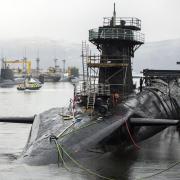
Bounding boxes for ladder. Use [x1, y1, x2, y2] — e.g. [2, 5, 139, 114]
[82, 41, 88, 83]
[82, 41, 96, 110]
[86, 55, 99, 111]
[122, 61, 128, 98]
[87, 91, 96, 110]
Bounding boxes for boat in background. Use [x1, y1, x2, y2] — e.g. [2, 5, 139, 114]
[38, 58, 61, 82]
[17, 78, 42, 90]
[0, 67, 16, 87]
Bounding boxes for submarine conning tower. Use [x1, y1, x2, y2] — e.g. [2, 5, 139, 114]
[88, 3, 144, 99]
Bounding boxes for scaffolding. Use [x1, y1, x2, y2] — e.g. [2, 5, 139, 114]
[82, 41, 89, 82]
[81, 44, 128, 110]
[87, 55, 129, 68]
[80, 3, 144, 111]
[81, 43, 112, 110]
[87, 55, 128, 97]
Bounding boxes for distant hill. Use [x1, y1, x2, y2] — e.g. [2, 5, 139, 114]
[133, 39, 180, 73]
[0, 38, 180, 73]
[0, 38, 82, 70]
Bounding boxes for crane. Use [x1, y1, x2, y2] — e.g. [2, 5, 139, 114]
[4, 59, 32, 76]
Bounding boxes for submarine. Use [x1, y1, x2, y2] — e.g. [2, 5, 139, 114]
[19, 3, 180, 175]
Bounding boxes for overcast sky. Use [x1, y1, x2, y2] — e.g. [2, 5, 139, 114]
[0, 0, 180, 43]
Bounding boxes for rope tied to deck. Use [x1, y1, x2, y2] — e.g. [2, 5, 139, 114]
[49, 116, 115, 180]
[56, 117, 103, 139]
[50, 117, 180, 180]
[50, 135, 115, 180]
[50, 133, 180, 180]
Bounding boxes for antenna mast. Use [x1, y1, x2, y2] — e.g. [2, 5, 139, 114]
[113, 3, 116, 26]
[36, 49, 40, 75]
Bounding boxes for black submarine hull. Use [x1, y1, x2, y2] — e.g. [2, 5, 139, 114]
[19, 80, 180, 165]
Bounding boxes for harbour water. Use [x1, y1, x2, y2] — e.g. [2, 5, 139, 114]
[0, 82, 179, 180]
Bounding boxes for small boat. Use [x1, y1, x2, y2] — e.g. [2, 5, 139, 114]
[17, 84, 26, 90]
[17, 78, 42, 90]
[26, 82, 42, 90]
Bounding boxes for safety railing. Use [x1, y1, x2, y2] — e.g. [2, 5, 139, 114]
[88, 83, 111, 96]
[97, 83, 111, 96]
[89, 28, 145, 43]
[103, 17, 141, 29]
[77, 81, 110, 96]
[87, 55, 130, 65]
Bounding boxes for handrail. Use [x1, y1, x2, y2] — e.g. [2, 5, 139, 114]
[77, 82, 111, 96]
[87, 55, 130, 64]
[88, 83, 110, 96]
[89, 28, 145, 43]
[103, 17, 141, 29]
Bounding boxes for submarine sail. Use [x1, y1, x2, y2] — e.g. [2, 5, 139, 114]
[20, 4, 180, 169]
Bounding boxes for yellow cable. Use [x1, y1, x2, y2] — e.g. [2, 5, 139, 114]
[136, 161, 180, 180]
[57, 141, 115, 180]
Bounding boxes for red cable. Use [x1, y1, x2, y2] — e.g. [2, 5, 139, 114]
[125, 120, 140, 150]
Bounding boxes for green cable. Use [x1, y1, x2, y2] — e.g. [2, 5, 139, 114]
[54, 117, 180, 180]
[54, 139, 70, 171]
[52, 118, 116, 180]
[59, 120, 102, 139]
[52, 137, 115, 180]
[57, 142, 115, 180]
[57, 122, 75, 138]
[136, 161, 180, 180]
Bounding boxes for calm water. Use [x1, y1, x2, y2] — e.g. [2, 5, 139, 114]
[0, 82, 180, 180]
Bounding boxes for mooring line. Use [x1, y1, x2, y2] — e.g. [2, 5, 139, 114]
[50, 136, 115, 180]
[125, 120, 141, 149]
[136, 161, 180, 180]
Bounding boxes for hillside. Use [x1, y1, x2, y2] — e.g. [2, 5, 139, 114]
[0, 38, 180, 73]
[0, 38, 82, 70]
[133, 39, 180, 73]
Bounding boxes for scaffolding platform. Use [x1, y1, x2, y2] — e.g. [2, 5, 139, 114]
[87, 63, 128, 68]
